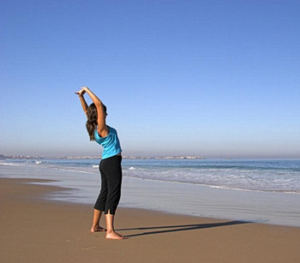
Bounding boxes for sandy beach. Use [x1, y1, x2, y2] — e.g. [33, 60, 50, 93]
[1, 177, 300, 263]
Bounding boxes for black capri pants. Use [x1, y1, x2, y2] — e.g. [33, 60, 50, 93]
[94, 155, 122, 215]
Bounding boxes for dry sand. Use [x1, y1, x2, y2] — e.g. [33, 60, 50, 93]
[1, 177, 300, 263]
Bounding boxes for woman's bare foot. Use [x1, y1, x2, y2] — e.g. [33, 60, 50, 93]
[90, 226, 106, 233]
[106, 231, 127, 240]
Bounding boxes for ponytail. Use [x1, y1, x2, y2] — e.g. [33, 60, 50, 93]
[86, 103, 98, 141]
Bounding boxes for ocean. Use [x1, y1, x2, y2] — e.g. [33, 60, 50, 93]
[1, 158, 300, 227]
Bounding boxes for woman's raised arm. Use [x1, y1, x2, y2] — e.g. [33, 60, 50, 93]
[76, 87, 108, 137]
[75, 89, 88, 117]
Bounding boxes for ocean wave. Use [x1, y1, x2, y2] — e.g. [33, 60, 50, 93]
[0, 162, 19, 166]
[2, 158, 300, 194]
[123, 173, 300, 195]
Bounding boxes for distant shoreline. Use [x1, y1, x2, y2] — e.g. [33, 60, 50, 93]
[64, 155, 207, 160]
[0, 154, 206, 160]
[0, 154, 44, 160]
[2, 154, 299, 160]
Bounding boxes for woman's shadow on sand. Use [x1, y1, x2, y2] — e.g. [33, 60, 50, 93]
[118, 220, 252, 238]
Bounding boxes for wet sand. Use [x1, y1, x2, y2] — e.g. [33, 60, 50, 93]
[1, 177, 300, 263]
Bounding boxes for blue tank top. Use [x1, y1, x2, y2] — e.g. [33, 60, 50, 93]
[94, 126, 122, 159]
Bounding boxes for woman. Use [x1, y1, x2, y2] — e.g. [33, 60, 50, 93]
[75, 87, 126, 240]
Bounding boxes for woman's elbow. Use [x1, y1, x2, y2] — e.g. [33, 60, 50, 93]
[94, 101, 102, 108]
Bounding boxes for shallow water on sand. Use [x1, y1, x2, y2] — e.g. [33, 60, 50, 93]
[1, 163, 300, 228]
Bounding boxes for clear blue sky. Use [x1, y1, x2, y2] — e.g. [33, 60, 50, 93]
[1, 0, 299, 158]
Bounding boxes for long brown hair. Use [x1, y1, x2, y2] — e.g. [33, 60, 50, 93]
[86, 103, 107, 141]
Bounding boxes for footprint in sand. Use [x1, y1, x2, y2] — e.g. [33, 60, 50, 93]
[66, 237, 81, 243]
[83, 246, 96, 251]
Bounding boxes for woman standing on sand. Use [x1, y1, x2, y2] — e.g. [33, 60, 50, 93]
[76, 87, 126, 240]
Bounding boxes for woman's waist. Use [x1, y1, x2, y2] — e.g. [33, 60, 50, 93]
[102, 148, 122, 159]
